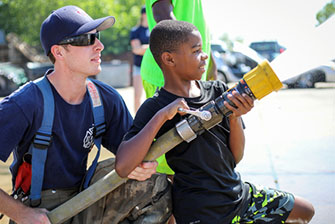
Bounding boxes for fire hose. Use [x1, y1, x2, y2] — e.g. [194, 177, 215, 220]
[47, 60, 282, 224]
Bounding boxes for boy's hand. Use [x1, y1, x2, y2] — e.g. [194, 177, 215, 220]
[162, 98, 189, 120]
[127, 161, 158, 181]
[224, 90, 254, 118]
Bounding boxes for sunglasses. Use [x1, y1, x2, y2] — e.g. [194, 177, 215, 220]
[58, 32, 100, 46]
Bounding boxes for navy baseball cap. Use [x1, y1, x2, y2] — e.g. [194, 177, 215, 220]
[40, 5, 115, 55]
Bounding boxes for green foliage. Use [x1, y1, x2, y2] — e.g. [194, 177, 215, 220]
[316, 0, 335, 25]
[0, 0, 145, 55]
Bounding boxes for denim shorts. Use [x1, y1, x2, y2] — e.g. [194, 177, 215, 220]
[132, 65, 141, 76]
[232, 183, 295, 224]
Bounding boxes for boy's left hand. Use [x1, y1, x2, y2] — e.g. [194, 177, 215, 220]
[127, 161, 158, 181]
[224, 90, 254, 117]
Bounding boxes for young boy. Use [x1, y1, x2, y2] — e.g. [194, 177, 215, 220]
[115, 20, 314, 224]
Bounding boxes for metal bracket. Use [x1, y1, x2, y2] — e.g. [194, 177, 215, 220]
[175, 119, 197, 143]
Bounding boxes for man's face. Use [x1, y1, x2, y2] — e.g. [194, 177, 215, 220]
[171, 30, 208, 81]
[60, 30, 104, 77]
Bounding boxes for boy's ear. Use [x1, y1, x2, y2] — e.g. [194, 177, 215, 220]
[161, 52, 175, 67]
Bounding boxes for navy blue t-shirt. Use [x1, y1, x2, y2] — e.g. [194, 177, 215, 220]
[130, 25, 149, 67]
[0, 77, 132, 190]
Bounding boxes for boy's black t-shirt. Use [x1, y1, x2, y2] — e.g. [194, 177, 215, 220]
[124, 80, 250, 223]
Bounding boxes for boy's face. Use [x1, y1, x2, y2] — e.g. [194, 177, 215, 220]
[171, 30, 208, 80]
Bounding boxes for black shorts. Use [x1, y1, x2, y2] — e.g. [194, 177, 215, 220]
[232, 183, 295, 224]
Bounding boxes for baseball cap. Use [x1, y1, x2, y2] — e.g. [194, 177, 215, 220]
[40, 5, 115, 55]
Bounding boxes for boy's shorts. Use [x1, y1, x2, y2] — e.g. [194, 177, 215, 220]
[232, 183, 295, 224]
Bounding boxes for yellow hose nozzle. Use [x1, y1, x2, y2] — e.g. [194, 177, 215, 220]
[243, 60, 283, 100]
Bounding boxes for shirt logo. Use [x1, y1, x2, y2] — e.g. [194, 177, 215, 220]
[83, 126, 95, 150]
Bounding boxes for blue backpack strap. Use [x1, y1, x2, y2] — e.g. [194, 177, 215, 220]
[30, 76, 54, 207]
[83, 79, 106, 188]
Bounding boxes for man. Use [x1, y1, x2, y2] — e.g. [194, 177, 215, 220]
[0, 5, 171, 224]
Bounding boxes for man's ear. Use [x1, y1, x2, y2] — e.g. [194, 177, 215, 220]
[50, 45, 64, 60]
[161, 52, 175, 67]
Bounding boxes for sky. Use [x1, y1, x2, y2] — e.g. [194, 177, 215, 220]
[203, 0, 332, 48]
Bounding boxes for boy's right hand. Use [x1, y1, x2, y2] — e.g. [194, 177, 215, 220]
[162, 98, 189, 120]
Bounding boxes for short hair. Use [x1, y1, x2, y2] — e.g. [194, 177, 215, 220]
[150, 20, 198, 67]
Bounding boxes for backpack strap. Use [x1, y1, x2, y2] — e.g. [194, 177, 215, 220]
[30, 76, 55, 207]
[29, 77, 105, 206]
[83, 79, 106, 188]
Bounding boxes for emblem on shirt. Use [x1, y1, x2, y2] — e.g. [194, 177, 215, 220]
[83, 126, 95, 150]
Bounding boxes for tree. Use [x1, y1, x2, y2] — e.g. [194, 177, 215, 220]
[316, 0, 335, 25]
[0, 0, 145, 56]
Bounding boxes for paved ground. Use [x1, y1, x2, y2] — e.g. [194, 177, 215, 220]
[236, 87, 335, 223]
[1, 85, 334, 223]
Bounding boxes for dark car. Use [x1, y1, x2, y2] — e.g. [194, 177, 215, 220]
[0, 62, 54, 97]
[25, 62, 53, 81]
[249, 41, 285, 62]
[0, 62, 28, 96]
[283, 60, 335, 88]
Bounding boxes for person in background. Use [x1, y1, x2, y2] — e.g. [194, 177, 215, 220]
[130, 6, 150, 112]
[0, 5, 171, 224]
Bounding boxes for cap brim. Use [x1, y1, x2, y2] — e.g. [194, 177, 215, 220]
[96, 16, 115, 31]
[72, 16, 115, 36]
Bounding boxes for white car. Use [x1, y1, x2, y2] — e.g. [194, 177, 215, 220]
[212, 50, 240, 83]
[211, 41, 265, 84]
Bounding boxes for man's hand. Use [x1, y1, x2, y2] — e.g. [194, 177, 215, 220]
[0, 189, 50, 224]
[127, 161, 158, 181]
[206, 52, 218, 81]
[12, 206, 50, 224]
[23, 208, 50, 224]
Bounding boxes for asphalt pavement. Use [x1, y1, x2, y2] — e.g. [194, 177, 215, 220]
[118, 85, 335, 224]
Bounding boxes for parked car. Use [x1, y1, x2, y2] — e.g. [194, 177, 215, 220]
[283, 60, 335, 88]
[212, 50, 239, 83]
[249, 41, 285, 62]
[25, 62, 53, 80]
[231, 42, 265, 72]
[0, 62, 28, 97]
[211, 41, 265, 83]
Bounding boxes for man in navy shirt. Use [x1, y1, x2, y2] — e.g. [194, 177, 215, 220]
[0, 5, 171, 224]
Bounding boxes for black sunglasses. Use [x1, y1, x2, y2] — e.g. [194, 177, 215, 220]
[58, 32, 100, 46]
